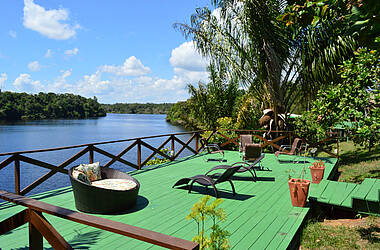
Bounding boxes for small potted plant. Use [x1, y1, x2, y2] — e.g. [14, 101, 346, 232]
[309, 160, 325, 184]
[288, 167, 310, 207]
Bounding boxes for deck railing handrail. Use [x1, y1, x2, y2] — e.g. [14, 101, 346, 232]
[0, 190, 199, 250]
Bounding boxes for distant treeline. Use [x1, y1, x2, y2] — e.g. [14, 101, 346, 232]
[0, 91, 106, 120]
[102, 103, 174, 114]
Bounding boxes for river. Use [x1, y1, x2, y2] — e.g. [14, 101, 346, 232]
[0, 114, 189, 196]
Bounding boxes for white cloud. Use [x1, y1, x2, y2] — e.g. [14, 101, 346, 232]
[44, 49, 53, 58]
[8, 42, 210, 103]
[169, 41, 209, 83]
[8, 30, 17, 38]
[23, 0, 80, 40]
[28, 61, 41, 72]
[64, 48, 79, 56]
[0, 73, 7, 89]
[100, 56, 151, 76]
[170, 41, 208, 72]
[13, 73, 44, 92]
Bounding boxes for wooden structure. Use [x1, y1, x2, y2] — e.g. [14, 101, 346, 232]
[0, 129, 341, 248]
[309, 178, 380, 215]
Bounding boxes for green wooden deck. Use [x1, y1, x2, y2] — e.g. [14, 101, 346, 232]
[309, 178, 380, 215]
[0, 152, 338, 249]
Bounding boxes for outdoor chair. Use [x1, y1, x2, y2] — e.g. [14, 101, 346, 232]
[201, 141, 225, 162]
[240, 134, 261, 161]
[69, 166, 140, 214]
[205, 154, 265, 182]
[172, 165, 240, 198]
[275, 138, 303, 163]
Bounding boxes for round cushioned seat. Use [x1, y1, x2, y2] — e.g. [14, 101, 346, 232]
[69, 166, 140, 214]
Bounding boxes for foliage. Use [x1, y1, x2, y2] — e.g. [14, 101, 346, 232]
[166, 100, 198, 129]
[281, 0, 357, 101]
[314, 48, 379, 147]
[235, 92, 262, 129]
[102, 103, 173, 114]
[202, 117, 238, 150]
[0, 91, 106, 120]
[186, 195, 230, 250]
[187, 64, 241, 129]
[293, 111, 328, 142]
[311, 159, 325, 169]
[145, 148, 171, 166]
[294, 47, 379, 147]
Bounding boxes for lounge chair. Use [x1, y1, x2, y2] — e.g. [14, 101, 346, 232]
[205, 154, 265, 182]
[275, 138, 303, 163]
[172, 165, 240, 198]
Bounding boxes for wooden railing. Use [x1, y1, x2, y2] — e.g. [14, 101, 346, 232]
[0, 190, 199, 250]
[0, 131, 203, 195]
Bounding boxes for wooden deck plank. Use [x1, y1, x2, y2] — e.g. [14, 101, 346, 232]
[340, 183, 359, 207]
[352, 178, 376, 200]
[328, 181, 352, 206]
[365, 179, 380, 202]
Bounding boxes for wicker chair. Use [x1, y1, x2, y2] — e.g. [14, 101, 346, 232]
[69, 166, 140, 214]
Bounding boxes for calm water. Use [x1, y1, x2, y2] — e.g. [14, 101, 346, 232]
[0, 114, 189, 195]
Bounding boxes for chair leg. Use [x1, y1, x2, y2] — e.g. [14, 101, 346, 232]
[209, 183, 219, 198]
[241, 166, 257, 182]
[228, 180, 236, 196]
[248, 169, 257, 182]
[189, 180, 195, 194]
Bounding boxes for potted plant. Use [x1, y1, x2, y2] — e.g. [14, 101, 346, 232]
[288, 167, 310, 207]
[287, 146, 310, 207]
[309, 160, 325, 184]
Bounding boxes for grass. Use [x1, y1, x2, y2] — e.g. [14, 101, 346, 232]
[300, 217, 380, 249]
[337, 141, 380, 183]
[300, 140, 380, 249]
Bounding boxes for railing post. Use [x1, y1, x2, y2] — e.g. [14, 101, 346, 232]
[29, 210, 43, 250]
[336, 132, 340, 159]
[14, 154, 20, 195]
[89, 145, 94, 164]
[137, 139, 142, 169]
[171, 135, 175, 160]
[195, 132, 199, 154]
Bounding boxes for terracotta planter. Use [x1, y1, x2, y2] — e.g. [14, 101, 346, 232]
[309, 166, 325, 184]
[288, 178, 310, 207]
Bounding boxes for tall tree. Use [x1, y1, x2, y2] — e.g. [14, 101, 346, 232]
[175, 0, 357, 127]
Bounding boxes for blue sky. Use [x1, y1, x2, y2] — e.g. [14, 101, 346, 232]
[0, 0, 211, 103]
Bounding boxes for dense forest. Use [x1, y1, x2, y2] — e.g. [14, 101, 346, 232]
[102, 103, 174, 114]
[0, 91, 106, 120]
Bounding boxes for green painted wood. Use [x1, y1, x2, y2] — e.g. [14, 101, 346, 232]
[340, 183, 359, 207]
[352, 178, 376, 200]
[0, 151, 338, 249]
[365, 179, 380, 202]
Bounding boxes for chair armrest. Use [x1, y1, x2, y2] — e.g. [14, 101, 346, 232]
[279, 145, 291, 150]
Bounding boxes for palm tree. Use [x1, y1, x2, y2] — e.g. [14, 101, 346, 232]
[175, 0, 356, 129]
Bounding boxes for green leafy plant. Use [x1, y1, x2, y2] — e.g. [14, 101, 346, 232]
[145, 148, 171, 166]
[310, 160, 325, 169]
[186, 195, 230, 250]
